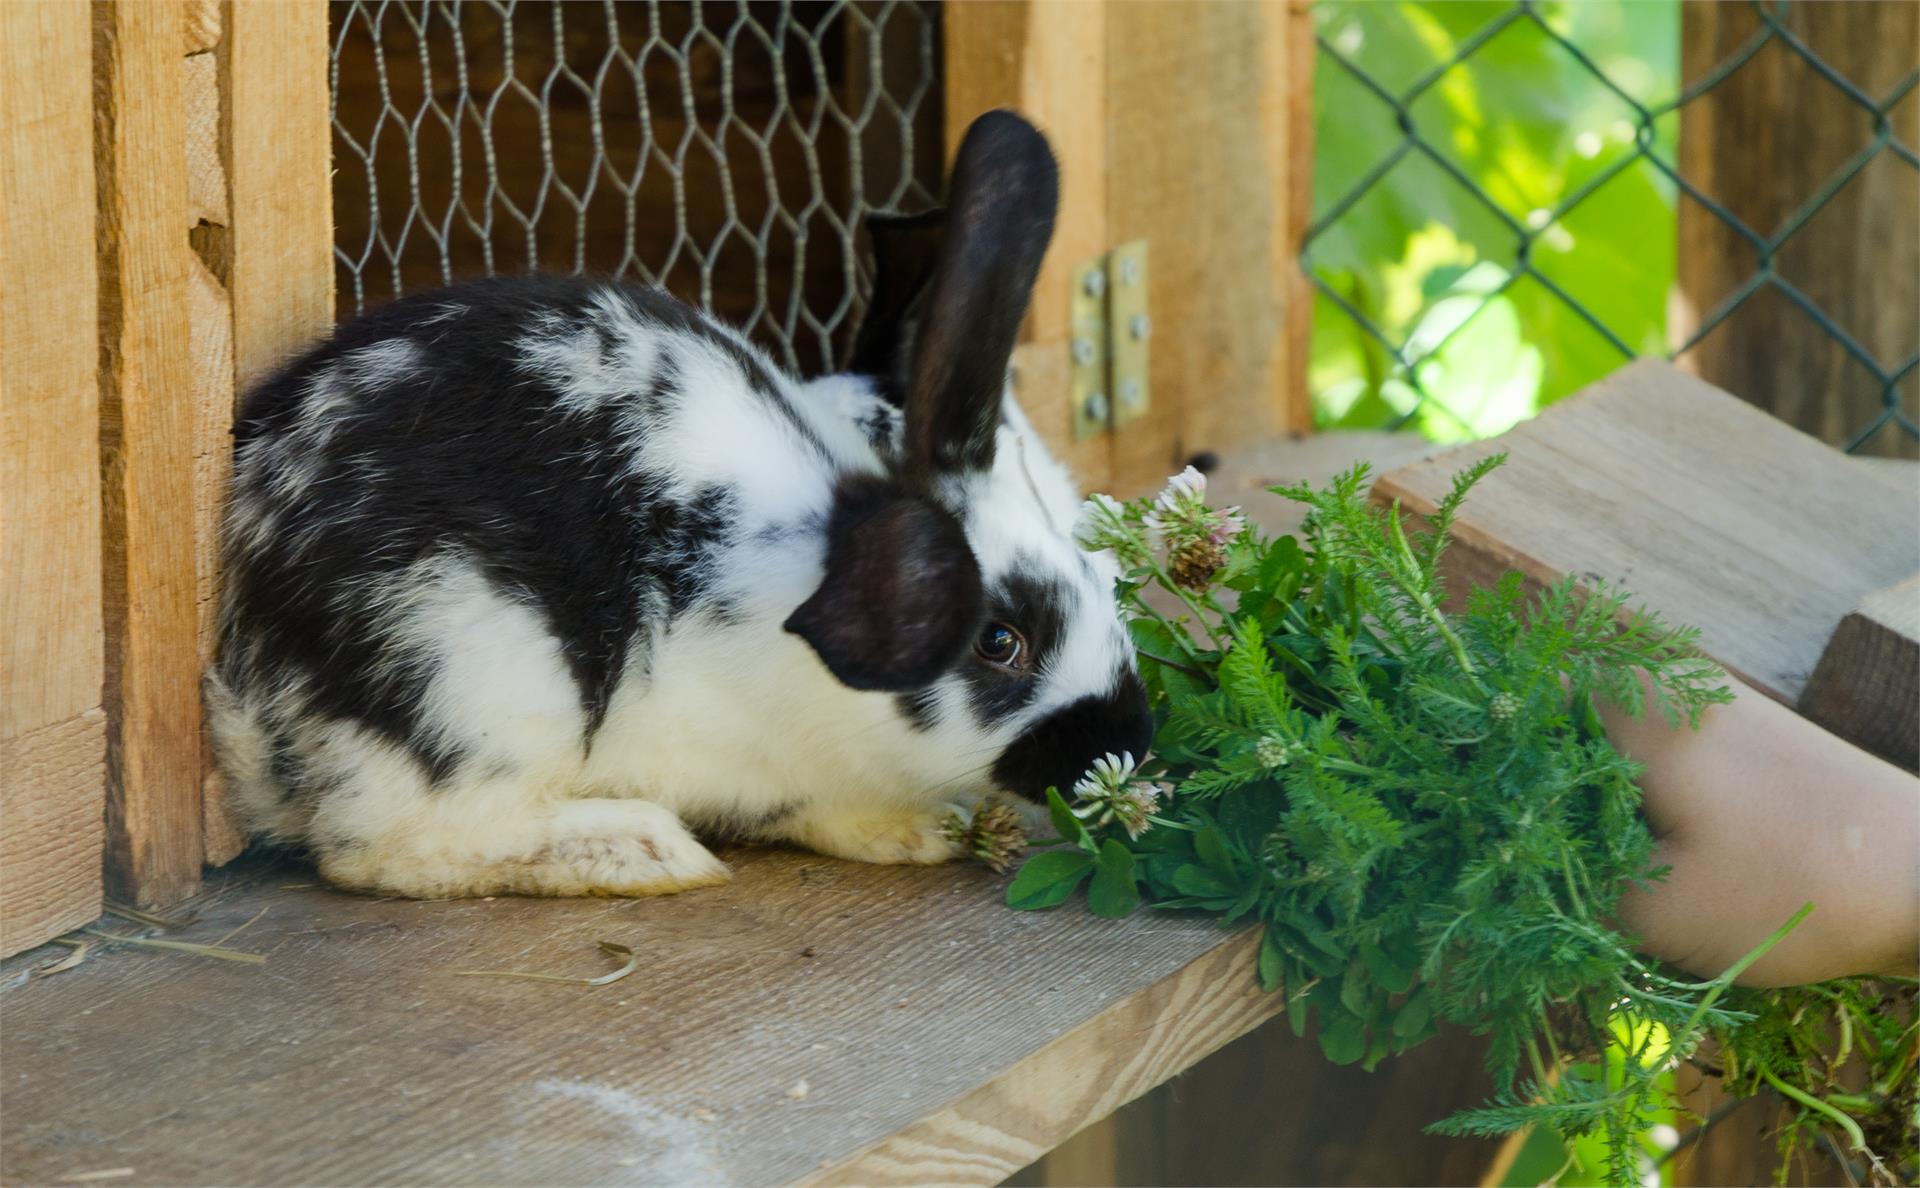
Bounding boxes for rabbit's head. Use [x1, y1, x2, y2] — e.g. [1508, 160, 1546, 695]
[787, 111, 1152, 803]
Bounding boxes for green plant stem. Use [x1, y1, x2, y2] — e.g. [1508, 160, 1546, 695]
[1759, 1067, 1870, 1156]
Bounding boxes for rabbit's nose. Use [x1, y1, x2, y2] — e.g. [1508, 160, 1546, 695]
[989, 667, 1155, 803]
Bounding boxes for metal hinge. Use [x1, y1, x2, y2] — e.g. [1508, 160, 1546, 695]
[1069, 240, 1150, 440]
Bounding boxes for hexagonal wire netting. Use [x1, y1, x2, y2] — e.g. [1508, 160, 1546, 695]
[1304, 0, 1918, 455]
[330, 0, 942, 378]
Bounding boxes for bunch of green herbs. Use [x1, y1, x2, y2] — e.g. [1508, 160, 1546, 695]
[1007, 459, 1915, 1186]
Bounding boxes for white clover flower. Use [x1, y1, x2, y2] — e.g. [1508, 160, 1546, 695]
[1071, 751, 1166, 839]
[1143, 467, 1245, 590]
[1075, 492, 1149, 567]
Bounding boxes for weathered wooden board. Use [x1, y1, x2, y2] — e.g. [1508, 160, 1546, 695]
[1800, 574, 1920, 772]
[95, 0, 206, 907]
[0, 849, 1281, 1187]
[945, 0, 1311, 496]
[0, 0, 108, 956]
[1374, 359, 1920, 713]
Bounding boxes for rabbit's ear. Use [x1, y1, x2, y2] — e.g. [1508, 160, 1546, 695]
[845, 209, 947, 395]
[784, 485, 983, 692]
[902, 111, 1057, 483]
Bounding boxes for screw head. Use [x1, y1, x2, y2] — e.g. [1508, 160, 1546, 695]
[1128, 312, 1151, 341]
[1082, 269, 1106, 298]
[1072, 336, 1096, 366]
[1119, 255, 1140, 285]
[1084, 391, 1110, 423]
[1120, 377, 1143, 408]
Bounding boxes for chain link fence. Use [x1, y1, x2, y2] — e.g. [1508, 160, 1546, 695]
[330, 0, 942, 378]
[1303, 0, 1918, 456]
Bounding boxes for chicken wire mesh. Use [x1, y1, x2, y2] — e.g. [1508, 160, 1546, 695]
[1304, 0, 1919, 456]
[330, 0, 942, 377]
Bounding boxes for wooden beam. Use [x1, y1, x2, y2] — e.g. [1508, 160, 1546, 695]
[1373, 359, 1920, 715]
[1105, 1, 1308, 493]
[95, 0, 203, 907]
[0, 0, 107, 956]
[1800, 573, 1920, 772]
[945, 0, 1112, 487]
[1675, 0, 1918, 460]
[197, 0, 334, 862]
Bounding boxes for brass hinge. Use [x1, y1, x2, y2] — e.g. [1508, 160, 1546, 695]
[1069, 240, 1150, 440]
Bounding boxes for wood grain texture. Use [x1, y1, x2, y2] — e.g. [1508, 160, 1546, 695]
[1, 0, 106, 739]
[945, 0, 1113, 485]
[197, 0, 332, 862]
[1373, 359, 1920, 711]
[226, 0, 333, 396]
[1799, 573, 1920, 771]
[0, 711, 109, 956]
[1, 0, 107, 960]
[1676, 0, 1918, 460]
[95, 0, 204, 907]
[0, 849, 1280, 1187]
[1106, 0, 1303, 492]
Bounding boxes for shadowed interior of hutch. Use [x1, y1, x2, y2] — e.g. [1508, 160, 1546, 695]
[330, 0, 944, 377]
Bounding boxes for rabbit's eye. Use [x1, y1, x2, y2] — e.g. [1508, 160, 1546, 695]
[975, 622, 1028, 670]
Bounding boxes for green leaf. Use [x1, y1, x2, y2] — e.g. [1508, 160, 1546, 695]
[1170, 864, 1235, 899]
[1319, 1010, 1369, 1066]
[1392, 986, 1433, 1039]
[1006, 851, 1095, 911]
[1045, 787, 1095, 854]
[1193, 825, 1235, 876]
[1258, 926, 1285, 992]
[1361, 942, 1416, 995]
[1086, 841, 1141, 918]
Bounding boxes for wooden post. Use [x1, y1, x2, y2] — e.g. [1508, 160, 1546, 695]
[944, 0, 1114, 487]
[193, 0, 335, 864]
[91, 0, 333, 896]
[945, 1, 1312, 497]
[1676, 0, 1919, 460]
[95, 0, 205, 906]
[1, 1, 108, 957]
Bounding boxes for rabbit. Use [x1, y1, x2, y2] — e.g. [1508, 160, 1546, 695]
[206, 110, 1152, 899]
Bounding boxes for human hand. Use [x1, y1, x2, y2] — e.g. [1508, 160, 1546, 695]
[1603, 672, 1919, 988]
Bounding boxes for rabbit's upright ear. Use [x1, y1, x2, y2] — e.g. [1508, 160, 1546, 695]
[845, 209, 947, 395]
[785, 482, 983, 692]
[902, 111, 1057, 483]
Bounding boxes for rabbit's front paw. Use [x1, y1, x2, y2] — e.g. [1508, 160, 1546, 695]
[516, 798, 730, 896]
[786, 807, 964, 866]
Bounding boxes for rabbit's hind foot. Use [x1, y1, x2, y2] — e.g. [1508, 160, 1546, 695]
[316, 797, 731, 899]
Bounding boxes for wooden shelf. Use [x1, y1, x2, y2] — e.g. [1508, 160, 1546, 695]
[1, 850, 1276, 1186]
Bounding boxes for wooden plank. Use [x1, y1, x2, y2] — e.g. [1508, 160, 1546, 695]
[1799, 574, 1920, 771]
[945, 1, 1112, 487]
[196, 0, 333, 861]
[0, 1, 107, 956]
[1676, 0, 1918, 460]
[95, 0, 204, 906]
[0, 712, 109, 956]
[226, 0, 334, 394]
[0, 849, 1280, 1186]
[1373, 359, 1920, 711]
[1106, 1, 1305, 492]
[1, 0, 106, 741]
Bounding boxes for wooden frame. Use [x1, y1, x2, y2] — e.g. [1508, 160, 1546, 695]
[1, 0, 108, 956]
[945, 0, 1316, 497]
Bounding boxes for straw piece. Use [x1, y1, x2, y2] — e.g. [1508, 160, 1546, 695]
[453, 941, 638, 986]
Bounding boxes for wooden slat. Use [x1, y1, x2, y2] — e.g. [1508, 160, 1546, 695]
[196, 0, 334, 861]
[1106, 1, 1306, 492]
[226, 0, 333, 395]
[1373, 359, 1920, 712]
[95, 0, 204, 906]
[0, 712, 109, 956]
[0, 0, 107, 956]
[1800, 573, 1920, 771]
[945, 1, 1113, 486]
[0, 849, 1282, 1186]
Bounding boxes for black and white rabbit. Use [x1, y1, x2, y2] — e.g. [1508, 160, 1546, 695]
[207, 111, 1152, 898]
